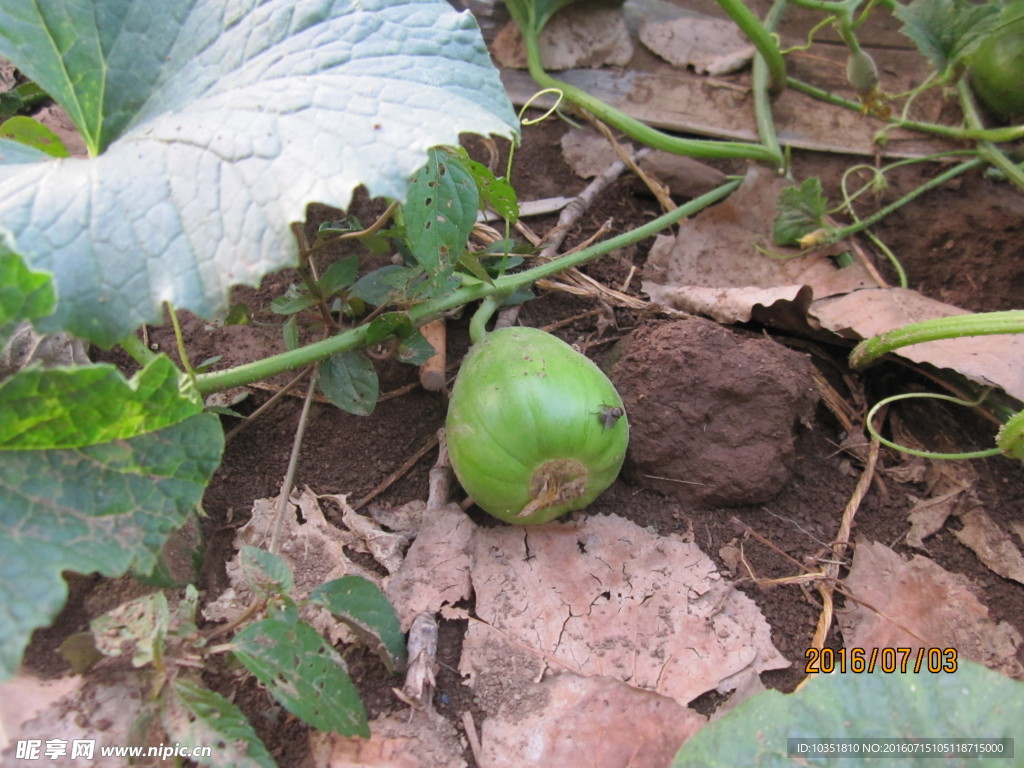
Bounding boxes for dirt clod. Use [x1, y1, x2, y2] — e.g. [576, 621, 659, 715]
[611, 317, 819, 506]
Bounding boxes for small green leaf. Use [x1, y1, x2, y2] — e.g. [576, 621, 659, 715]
[455, 148, 519, 223]
[0, 116, 69, 157]
[0, 355, 201, 449]
[319, 349, 379, 417]
[270, 291, 319, 316]
[363, 312, 413, 347]
[457, 251, 496, 286]
[350, 265, 422, 307]
[238, 546, 295, 599]
[282, 315, 299, 351]
[310, 575, 407, 673]
[895, 0, 1000, 76]
[404, 148, 479, 278]
[165, 678, 276, 768]
[0, 245, 55, 349]
[772, 178, 828, 247]
[317, 256, 360, 297]
[0, 81, 47, 120]
[223, 302, 251, 326]
[673, 660, 1023, 767]
[233, 618, 369, 737]
[91, 592, 170, 668]
[397, 330, 436, 366]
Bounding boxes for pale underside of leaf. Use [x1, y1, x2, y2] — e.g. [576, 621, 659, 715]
[0, 0, 519, 346]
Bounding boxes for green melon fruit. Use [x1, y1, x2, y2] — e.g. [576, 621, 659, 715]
[446, 326, 628, 524]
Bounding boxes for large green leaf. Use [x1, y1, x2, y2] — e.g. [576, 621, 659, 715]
[0, 0, 519, 347]
[0, 411, 224, 680]
[673, 661, 1023, 766]
[895, 0, 1000, 76]
[0, 355, 200, 449]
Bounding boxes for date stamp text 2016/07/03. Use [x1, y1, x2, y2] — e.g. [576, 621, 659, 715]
[804, 647, 958, 674]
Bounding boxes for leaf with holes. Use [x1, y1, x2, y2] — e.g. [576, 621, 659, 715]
[165, 677, 276, 768]
[238, 546, 294, 600]
[233, 618, 369, 737]
[404, 147, 479, 279]
[455, 147, 519, 224]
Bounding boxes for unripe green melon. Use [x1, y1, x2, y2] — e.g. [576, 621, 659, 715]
[446, 327, 628, 524]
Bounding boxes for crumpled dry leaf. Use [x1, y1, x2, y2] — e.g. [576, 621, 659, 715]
[839, 540, 1024, 679]
[491, 3, 633, 70]
[463, 514, 789, 707]
[0, 674, 81, 756]
[811, 288, 1024, 401]
[640, 17, 754, 75]
[203, 488, 388, 643]
[319, 492, 410, 575]
[954, 510, 1024, 585]
[0, 669, 152, 767]
[642, 167, 876, 327]
[642, 167, 1024, 403]
[310, 709, 467, 768]
[478, 673, 706, 768]
[385, 502, 474, 630]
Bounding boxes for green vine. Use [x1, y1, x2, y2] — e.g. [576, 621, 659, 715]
[195, 178, 743, 395]
[866, 392, 1004, 460]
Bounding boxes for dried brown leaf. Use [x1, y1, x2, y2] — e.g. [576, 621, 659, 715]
[464, 514, 788, 707]
[812, 288, 1024, 401]
[478, 673, 706, 768]
[839, 540, 1024, 678]
[642, 167, 875, 326]
[203, 489, 378, 643]
[310, 710, 466, 768]
[385, 503, 474, 629]
[640, 17, 753, 74]
[491, 4, 633, 70]
[954, 510, 1024, 585]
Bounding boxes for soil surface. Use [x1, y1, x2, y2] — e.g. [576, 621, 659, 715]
[14, 5, 1024, 768]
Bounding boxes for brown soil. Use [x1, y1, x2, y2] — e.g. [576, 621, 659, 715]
[17, 16, 1024, 768]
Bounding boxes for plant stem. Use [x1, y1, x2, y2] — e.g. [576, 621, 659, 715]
[519, 27, 782, 166]
[957, 80, 1024, 192]
[866, 392, 1004, 460]
[195, 178, 742, 395]
[850, 310, 1024, 368]
[786, 77, 1024, 143]
[468, 294, 504, 344]
[749, 0, 789, 165]
[828, 156, 984, 241]
[270, 369, 319, 554]
[717, 0, 788, 94]
[168, 303, 196, 386]
[119, 333, 158, 366]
